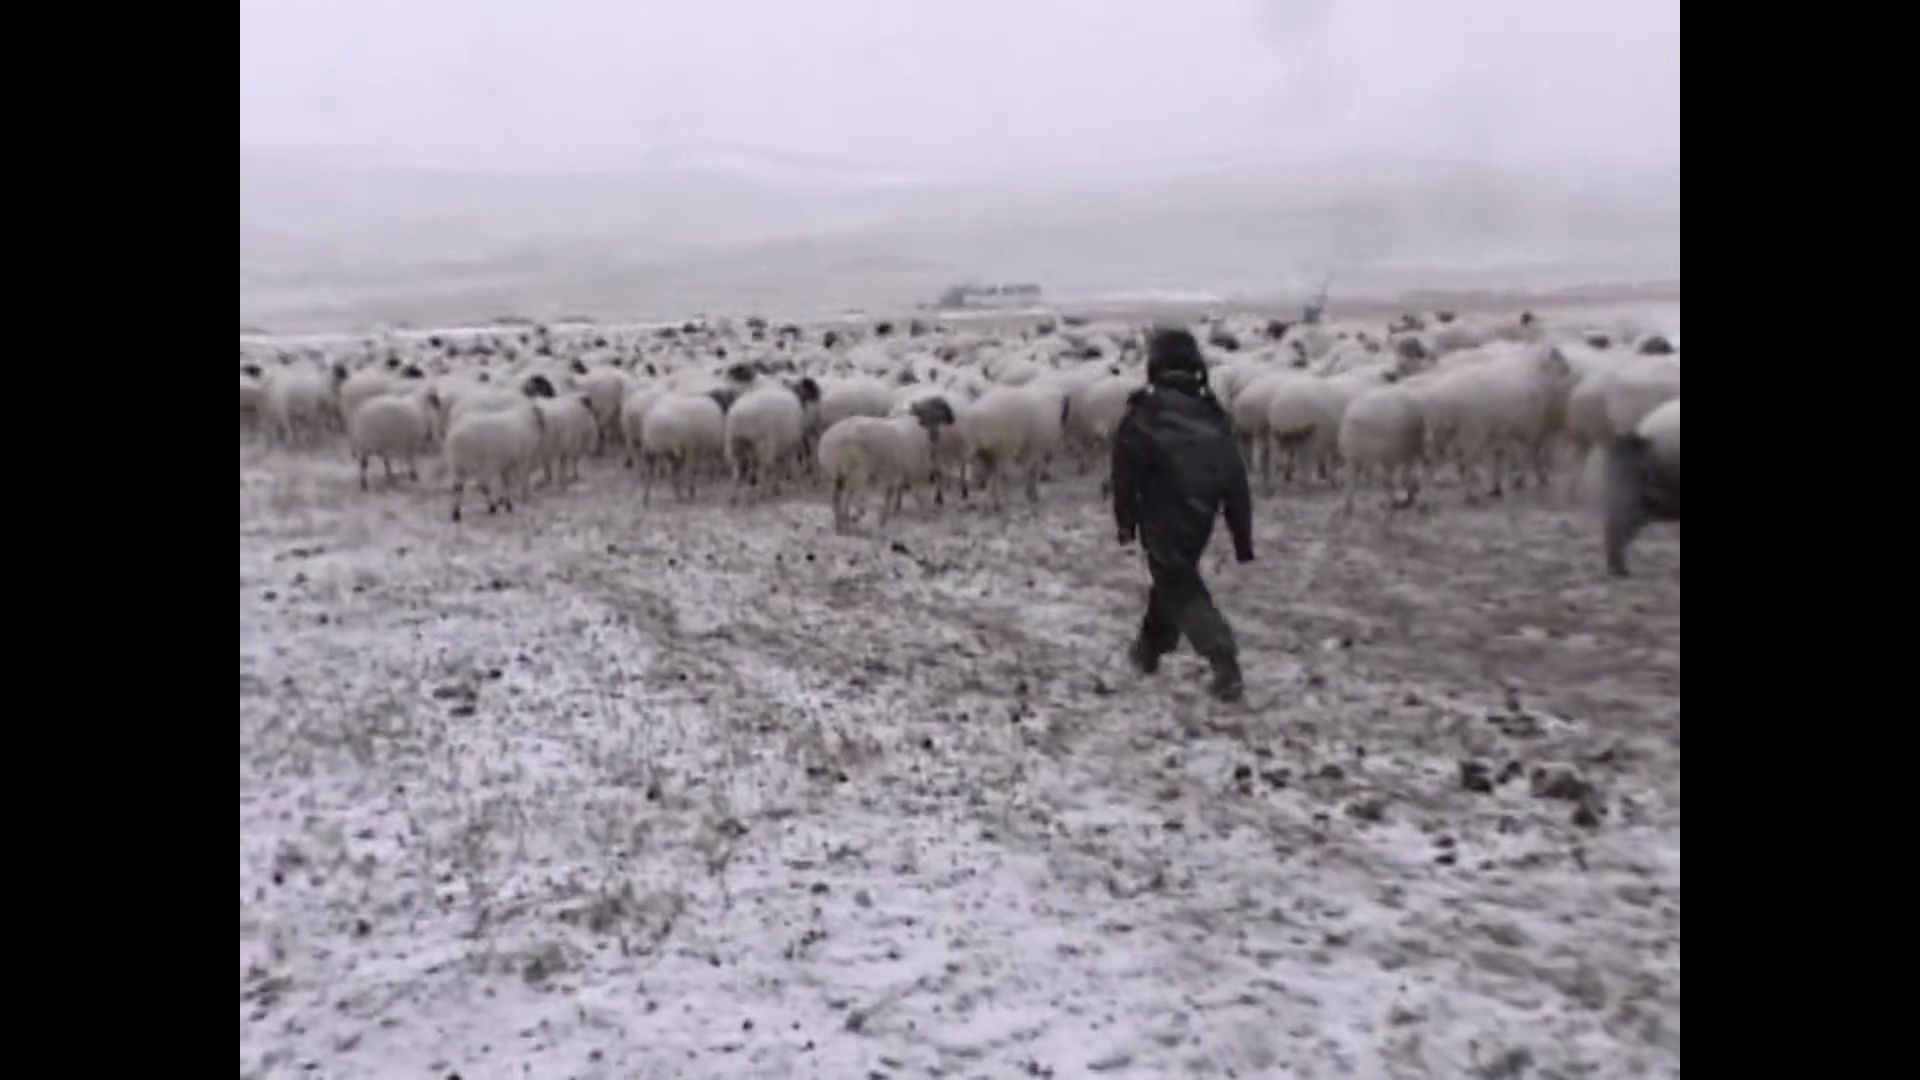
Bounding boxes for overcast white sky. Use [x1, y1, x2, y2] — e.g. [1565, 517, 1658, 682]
[240, 0, 1678, 179]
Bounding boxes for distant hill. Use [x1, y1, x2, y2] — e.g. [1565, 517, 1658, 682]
[240, 149, 1679, 331]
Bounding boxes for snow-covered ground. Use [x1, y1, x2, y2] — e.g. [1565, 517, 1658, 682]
[240, 412, 1680, 1077]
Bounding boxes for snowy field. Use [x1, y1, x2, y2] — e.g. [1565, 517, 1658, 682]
[239, 341, 1679, 1078]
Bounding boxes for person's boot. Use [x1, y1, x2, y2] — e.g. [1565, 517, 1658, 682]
[1128, 637, 1160, 675]
[1206, 655, 1244, 703]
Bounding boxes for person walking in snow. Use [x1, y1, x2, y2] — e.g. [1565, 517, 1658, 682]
[1110, 326, 1255, 702]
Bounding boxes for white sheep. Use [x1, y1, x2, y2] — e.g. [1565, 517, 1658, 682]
[889, 386, 972, 504]
[445, 374, 561, 426]
[1600, 357, 1682, 438]
[984, 352, 1044, 387]
[446, 401, 547, 521]
[1059, 362, 1129, 465]
[816, 399, 957, 531]
[577, 367, 634, 451]
[1230, 371, 1317, 489]
[640, 393, 727, 503]
[724, 380, 814, 502]
[817, 376, 893, 431]
[1075, 373, 1144, 450]
[1428, 319, 1493, 357]
[619, 383, 670, 467]
[532, 394, 598, 486]
[1263, 377, 1345, 490]
[809, 375, 891, 473]
[1603, 398, 1679, 576]
[1337, 384, 1428, 514]
[955, 382, 1067, 511]
[348, 386, 443, 490]
[262, 364, 347, 447]
[1420, 345, 1575, 498]
[1561, 371, 1616, 495]
[339, 368, 400, 424]
[1208, 360, 1269, 411]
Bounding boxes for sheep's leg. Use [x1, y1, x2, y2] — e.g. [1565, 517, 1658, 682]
[846, 474, 867, 524]
[1393, 461, 1421, 509]
[1605, 496, 1646, 576]
[1258, 433, 1275, 496]
[451, 478, 465, 521]
[407, 457, 420, 482]
[479, 481, 496, 514]
[1566, 444, 1596, 503]
[1531, 441, 1556, 497]
[642, 453, 655, 505]
[358, 454, 371, 491]
[837, 472, 860, 526]
[1453, 446, 1477, 494]
[382, 456, 396, 483]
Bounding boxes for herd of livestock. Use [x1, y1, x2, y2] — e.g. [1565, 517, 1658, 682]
[239, 308, 1680, 575]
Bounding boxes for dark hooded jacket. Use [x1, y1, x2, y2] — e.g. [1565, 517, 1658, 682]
[1111, 384, 1254, 565]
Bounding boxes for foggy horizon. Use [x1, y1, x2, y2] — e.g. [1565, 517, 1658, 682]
[241, 0, 1678, 330]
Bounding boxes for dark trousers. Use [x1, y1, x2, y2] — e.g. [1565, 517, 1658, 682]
[1137, 556, 1239, 668]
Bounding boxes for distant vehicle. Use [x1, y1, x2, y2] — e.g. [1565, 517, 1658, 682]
[935, 283, 1045, 310]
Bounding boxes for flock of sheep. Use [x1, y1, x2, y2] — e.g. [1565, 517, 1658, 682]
[239, 307, 1681, 574]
